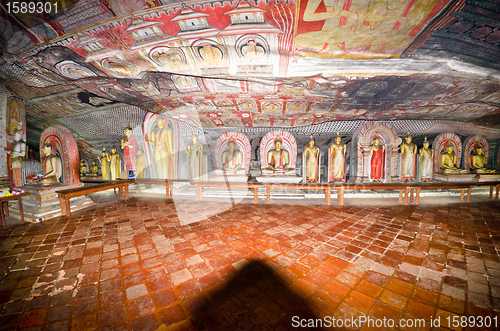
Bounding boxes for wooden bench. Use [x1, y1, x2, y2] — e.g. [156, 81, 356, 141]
[133, 178, 193, 198]
[56, 180, 129, 216]
[265, 183, 344, 205]
[0, 192, 29, 226]
[194, 181, 262, 203]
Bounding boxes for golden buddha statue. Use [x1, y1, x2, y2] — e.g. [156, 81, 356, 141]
[400, 135, 417, 181]
[303, 138, 320, 182]
[147, 117, 173, 179]
[267, 138, 289, 170]
[90, 161, 99, 176]
[99, 150, 110, 180]
[470, 147, 495, 173]
[440, 145, 466, 173]
[419, 138, 434, 181]
[38, 143, 61, 184]
[369, 137, 385, 182]
[221, 140, 243, 171]
[328, 135, 346, 181]
[109, 148, 121, 180]
[80, 160, 87, 177]
[136, 149, 146, 178]
[186, 135, 204, 180]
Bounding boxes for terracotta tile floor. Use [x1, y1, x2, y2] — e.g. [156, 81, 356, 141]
[1, 194, 500, 330]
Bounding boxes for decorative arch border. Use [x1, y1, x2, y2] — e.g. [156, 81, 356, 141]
[142, 112, 180, 179]
[40, 126, 80, 185]
[214, 131, 251, 173]
[463, 135, 489, 171]
[259, 130, 297, 170]
[432, 133, 462, 171]
[353, 122, 402, 182]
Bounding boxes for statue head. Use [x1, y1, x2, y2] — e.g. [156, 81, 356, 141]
[308, 137, 315, 147]
[111, 148, 116, 153]
[192, 135, 198, 144]
[41, 143, 53, 156]
[274, 139, 282, 150]
[423, 141, 430, 148]
[335, 136, 341, 144]
[446, 145, 454, 153]
[156, 117, 165, 128]
[373, 137, 381, 145]
[405, 136, 412, 143]
[101, 151, 106, 156]
[476, 146, 484, 155]
[227, 141, 236, 151]
[92, 161, 96, 166]
[124, 127, 132, 136]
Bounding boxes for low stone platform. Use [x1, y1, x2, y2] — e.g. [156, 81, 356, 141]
[434, 172, 479, 182]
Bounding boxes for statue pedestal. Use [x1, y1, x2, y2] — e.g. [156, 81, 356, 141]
[210, 169, 249, 182]
[256, 169, 302, 183]
[9, 183, 94, 222]
[477, 174, 500, 182]
[434, 172, 479, 183]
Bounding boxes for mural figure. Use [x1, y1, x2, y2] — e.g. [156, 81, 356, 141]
[147, 117, 173, 179]
[199, 44, 223, 66]
[470, 147, 495, 173]
[90, 161, 99, 176]
[99, 150, 110, 180]
[241, 38, 265, 62]
[267, 137, 289, 170]
[186, 135, 204, 180]
[136, 149, 146, 179]
[328, 135, 346, 181]
[8, 98, 21, 136]
[38, 143, 61, 184]
[303, 138, 320, 182]
[400, 135, 417, 181]
[369, 137, 384, 182]
[121, 124, 137, 170]
[418, 137, 433, 181]
[109, 148, 121, 180]
[221, 139, 244, 171]
[440, 145, 465, 173]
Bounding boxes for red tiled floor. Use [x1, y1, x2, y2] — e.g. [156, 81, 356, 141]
[0, 194, 500, 330]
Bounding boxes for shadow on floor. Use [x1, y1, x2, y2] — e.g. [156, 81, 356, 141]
[189, 260, 320, 331]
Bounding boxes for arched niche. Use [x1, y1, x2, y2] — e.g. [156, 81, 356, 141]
[40, 126, 80, 185]
[214, 131, 251, 173]
[432, 133, 462, 171]
[463, 135, 489, 172]
[259, 130, 297, 170]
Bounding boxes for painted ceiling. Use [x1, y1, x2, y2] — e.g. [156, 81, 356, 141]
[1, 0, 500, 157]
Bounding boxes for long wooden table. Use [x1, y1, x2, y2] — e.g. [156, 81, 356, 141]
[134, 178, 193, 198]
[0, 192, 30, 226]
[194, 181, 262, 203]
[56, 180, 129, 216]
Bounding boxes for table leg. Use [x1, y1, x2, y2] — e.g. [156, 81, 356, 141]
[125, 184, 129, 199]
[338, 187, 344, 206]
[58, 195, 66, 216]
[254, 188, 258, 204]
[3, 201, 9, 217]
[496, 185, 499, 200]
[460, 189, 464, 201]
[325, 188, 331, 205]
[166, 181, 170, 198]
[119, 187, 123, 199]
[410, 189, 415, 204]
[266, 186, 270, 204]
[404, 187, 409, 205]
[467, 186, 472, 203]
[399, 189, 403, 203]
[17, 197, 24, 223]
[416, 188, 421, 205]
[490, 186, 494, 199]
[195, 185, 200, 200]
[65, 197, 71, 217]
[0, 203, 5, 227]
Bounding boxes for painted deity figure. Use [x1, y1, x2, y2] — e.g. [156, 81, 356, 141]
[419, 138, 434, 181]
[186, 135, 204, 180]
[471, 147, 495, 173]
[267, 138, 289, 170]
[221, 140, 243, 171]
[80, 160, 87, 177]
[8, 99, 21, 136]
[369, 137, 385, 182]
[147, 117, 173, 179]
[109, 148, 121, 180]
[90, 161, 99, 176]
[329, 136, 346, 181]
[121, 125, 137, 171]
[136, 149, 146, 179]
[199, 44, 223, 66]
[99, 150, 110, 180]
[400, 135, 417, 181]
[440, 145, 466, 173]
[38, 143, 60, 184]
[241, 39, 265, 62]
[303, 139, 320, 182]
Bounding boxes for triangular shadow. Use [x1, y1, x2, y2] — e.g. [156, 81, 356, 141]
[190, 259, 322, 330]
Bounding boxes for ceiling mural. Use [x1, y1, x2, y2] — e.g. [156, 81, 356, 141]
[0, 0, 500, 159]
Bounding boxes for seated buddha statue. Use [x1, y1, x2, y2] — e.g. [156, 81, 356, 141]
[37, 143, 61, 184]
[440, 145, 466, 173]
[261, 138, 296, 176]
[222, 140, 243, 171]
[90, 161, 99, 176]
[471, 147, 495, 173]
